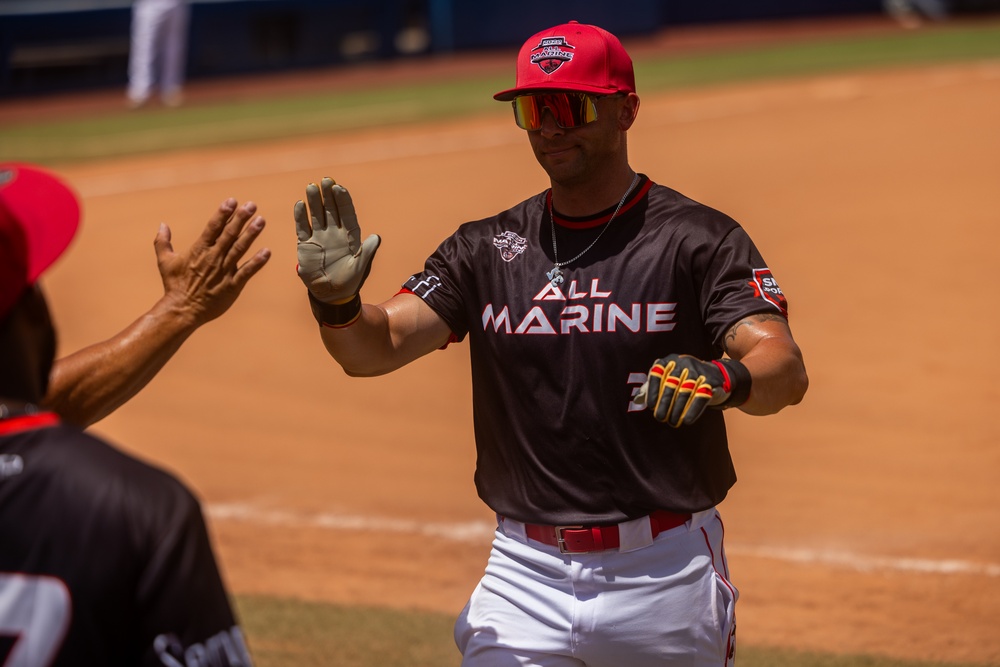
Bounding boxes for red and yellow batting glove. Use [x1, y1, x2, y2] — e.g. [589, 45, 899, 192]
[636, 354, 752, 428]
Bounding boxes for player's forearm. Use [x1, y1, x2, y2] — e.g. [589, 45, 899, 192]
[734, 337, 808, 416]
[317, 295, 451, 377]
[44, 296, 199, 426]
[317, 304, 399, 376]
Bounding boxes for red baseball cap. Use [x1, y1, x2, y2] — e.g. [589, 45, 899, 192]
[0, 163, 81, 321]
[494, 21, 636, 101]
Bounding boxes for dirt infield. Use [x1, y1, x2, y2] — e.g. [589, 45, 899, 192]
[28, 20, 1000, 666]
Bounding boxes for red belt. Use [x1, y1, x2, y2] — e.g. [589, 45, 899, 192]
[522, 510, 692, 554]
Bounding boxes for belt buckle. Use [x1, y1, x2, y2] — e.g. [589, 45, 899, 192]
[555, 525, 585, 554]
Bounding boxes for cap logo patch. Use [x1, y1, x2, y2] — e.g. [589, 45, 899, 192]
[530, 36, 575, 75]
[493, 231, 527, 262]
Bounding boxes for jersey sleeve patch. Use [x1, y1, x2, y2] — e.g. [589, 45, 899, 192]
[749, 268, 788, 317]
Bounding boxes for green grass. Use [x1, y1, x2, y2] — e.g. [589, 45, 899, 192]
[236, 595, 459, 667]
[235, 594, 989, 667]
[633, 20, 1000, 89]
[2, 20, 999, 164]
[734, 649, 988, 667]
[0, 77, 500, 164]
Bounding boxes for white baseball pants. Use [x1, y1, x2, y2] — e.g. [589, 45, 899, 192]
[455, 508, 737, 666]
[127, 0, 190, 103]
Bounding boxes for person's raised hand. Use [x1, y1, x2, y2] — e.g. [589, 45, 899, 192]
[154, 198, 270, 326]
[294, 177, 381, 305]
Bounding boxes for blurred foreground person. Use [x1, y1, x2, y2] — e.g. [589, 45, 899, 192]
[0, 163, 257, 665]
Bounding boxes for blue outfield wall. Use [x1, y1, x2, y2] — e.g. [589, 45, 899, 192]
[0, 0, 418, 96]
[0, 0, 921, 98]
[438, 1, 664, 51]
[440, 0, 888, 50]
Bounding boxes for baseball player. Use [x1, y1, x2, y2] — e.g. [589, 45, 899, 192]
[294, 21, 808, 666]
[0, 163, 256, 665]
[127, 0, 191, 108]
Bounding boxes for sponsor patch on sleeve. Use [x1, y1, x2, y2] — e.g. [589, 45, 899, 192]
[749, 268, 788, 317]
[404, 273, 443, 299]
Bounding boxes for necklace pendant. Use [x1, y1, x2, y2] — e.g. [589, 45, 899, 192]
[546, 266, 564, 286]
[546, 173, 640, 285]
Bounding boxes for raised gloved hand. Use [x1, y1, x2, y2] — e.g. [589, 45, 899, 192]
[294, 177, 380, 326]
[634, 354, 752, 427]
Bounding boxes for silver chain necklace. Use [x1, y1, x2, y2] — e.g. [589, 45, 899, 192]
[546, 172, 640, 286]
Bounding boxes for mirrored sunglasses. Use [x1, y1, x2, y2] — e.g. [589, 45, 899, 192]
[511, 92, 601, 131]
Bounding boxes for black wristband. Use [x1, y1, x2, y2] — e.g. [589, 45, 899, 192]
[308, 291, 362, 328]
[715, 358, 753, 408]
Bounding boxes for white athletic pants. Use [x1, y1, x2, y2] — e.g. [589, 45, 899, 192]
[127, 0, 190, 102]
[455, 508, 738, 666]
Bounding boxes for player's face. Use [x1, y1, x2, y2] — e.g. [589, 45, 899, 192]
[526, 93, 637, 188]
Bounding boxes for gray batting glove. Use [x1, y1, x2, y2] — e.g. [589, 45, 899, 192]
[294, 177, 381, 304]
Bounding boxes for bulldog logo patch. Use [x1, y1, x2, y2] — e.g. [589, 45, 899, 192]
[530, 36, 575, 75]
[493, 231, 528, 262]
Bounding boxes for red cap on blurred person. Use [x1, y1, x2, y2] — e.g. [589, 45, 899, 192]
[494, 21, 636, 101]
[0, 163, 81, 321]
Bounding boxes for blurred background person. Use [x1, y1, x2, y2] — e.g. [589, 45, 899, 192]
[884, 0, 951, 26]
[127, 0, 191, 108]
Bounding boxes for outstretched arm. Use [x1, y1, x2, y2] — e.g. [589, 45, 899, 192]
[720, 312, 808, 416]
[295, 177, 451, 376]
[44, 198, 270, 427]
[638, 312, 807, 427]
[318, 292, 453, 377]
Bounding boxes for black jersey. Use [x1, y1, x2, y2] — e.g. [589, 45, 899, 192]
[403, 176, 788, 524]
[0, 413, 252, 667]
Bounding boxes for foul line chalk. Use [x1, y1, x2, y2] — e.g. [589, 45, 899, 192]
[727, 545, 1000, 578]
[206, 502, 1000, 578]
[208, 502, 495, 543]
